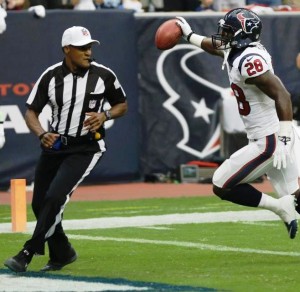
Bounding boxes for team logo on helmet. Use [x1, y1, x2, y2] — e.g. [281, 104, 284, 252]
[236, 12, 260, 34]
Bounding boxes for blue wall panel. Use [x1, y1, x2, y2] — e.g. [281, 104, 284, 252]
[1, 11, 300, 188]
[0, 10, 140, 188]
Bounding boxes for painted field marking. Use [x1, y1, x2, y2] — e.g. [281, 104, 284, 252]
[0, 209, 294, 234]
[139, 226, 173, 230]
[0, 270, 215, 292]
[68, 234, 300, 257]
[0, 273, 149, 292]
[0, 209, 298, 292]
[240, 221, 277, 227]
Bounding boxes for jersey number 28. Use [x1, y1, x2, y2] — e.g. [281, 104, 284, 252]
[231, 83, 250, 116]
[231, 59, 264, 116]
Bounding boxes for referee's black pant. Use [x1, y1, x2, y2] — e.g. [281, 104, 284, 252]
[23, 143, 103, 261]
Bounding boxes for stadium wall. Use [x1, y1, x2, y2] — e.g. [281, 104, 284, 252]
[0, 11, 300, 188]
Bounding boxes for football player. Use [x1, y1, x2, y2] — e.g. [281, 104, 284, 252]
[176, 8, 300, 239]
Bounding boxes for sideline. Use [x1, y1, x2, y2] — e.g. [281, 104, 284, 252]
[0, 209, 289, 234]
[0, 181, 275, 204]
[68, 234, 300, 257]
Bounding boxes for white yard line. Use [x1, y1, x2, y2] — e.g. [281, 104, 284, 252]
[0, 275, 149, 292]
[68, 234, 300, 257]
[0, 209, 290, 234]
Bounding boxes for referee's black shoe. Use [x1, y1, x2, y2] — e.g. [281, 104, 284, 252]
[4, 248, 33, 273]
[40, 248, 77, 272]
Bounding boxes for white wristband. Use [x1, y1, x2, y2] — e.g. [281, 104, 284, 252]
[189, 34, 205, 48]
[278, 121, 292, 137]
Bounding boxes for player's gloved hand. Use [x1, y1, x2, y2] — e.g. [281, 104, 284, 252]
[273, 121, 293, 170]
[176, 16, 193, 41]
[28, 5, 46, 18]
[0, 7, 7, 34]
[273, 137, 292, 169]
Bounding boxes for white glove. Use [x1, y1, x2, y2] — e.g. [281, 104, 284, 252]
[273, 137, 292, 169]
[28, 5, 46, 18]
[273, 121, 293, 170]
[176, 16, 193, 41]
[0, 7, 7, 34]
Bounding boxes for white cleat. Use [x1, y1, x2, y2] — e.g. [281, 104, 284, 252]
[276, 195, 298, 239]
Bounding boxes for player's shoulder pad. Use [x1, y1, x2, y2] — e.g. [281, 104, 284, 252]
[238, 51, 270, 78]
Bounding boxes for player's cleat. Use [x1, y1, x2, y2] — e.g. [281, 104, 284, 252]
[276, 195, 298, 239]
[285, 221, 298, 239]
[4, 249, 33, 273]
[40, 248, 77, 272]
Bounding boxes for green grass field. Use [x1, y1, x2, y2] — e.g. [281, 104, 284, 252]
[1, 196, 300, 291]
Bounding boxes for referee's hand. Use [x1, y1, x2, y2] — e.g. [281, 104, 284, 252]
[84, 112, 106, 132]
[40, 132, 60, 148]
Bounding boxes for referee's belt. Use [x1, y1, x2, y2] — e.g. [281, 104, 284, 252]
[59, 133, 98, 146]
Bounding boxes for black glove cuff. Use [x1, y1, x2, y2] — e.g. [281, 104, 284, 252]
[187, 32, 194, 42]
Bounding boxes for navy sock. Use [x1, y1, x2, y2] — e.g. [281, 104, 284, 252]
[222, 183, 262, 207]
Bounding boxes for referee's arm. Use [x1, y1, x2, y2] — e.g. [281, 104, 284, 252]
[108, 100, 128, 119]
[84, 100, 128, 133]
[25, 108, 59, 148]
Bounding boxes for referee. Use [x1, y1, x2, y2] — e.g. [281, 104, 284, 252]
[4, 26, 128, 273]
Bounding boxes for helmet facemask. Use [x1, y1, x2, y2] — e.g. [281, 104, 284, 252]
[212, 8, 262, 50]
[212, 19, 236, 50]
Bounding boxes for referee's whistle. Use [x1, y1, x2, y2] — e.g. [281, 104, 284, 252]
[94, 132, 101, 140]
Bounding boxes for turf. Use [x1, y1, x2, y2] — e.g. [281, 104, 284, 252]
[1, 196, 300, 291]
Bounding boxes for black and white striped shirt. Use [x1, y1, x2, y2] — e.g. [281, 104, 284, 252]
[26, 60, 126, 137]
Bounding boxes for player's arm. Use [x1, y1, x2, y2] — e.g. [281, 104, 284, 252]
[176, 16, 223, 58]
[247, 70, 293, 169]
[246, 71, 293, 121]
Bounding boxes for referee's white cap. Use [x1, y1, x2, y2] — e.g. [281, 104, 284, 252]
[61, 26, 100, 47]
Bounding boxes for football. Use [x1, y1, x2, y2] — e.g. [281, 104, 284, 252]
[155, 19, 182, 50]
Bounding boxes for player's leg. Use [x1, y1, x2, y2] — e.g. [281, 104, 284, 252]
[266, 124, 300, 202]
[267, 158, 299, 199]
[213, 136, 274, 207]
[212, 135, 298, 238]
[264, 162, 299, 238]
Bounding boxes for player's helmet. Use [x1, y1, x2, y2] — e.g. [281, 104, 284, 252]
[212, 8, 262, 50]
